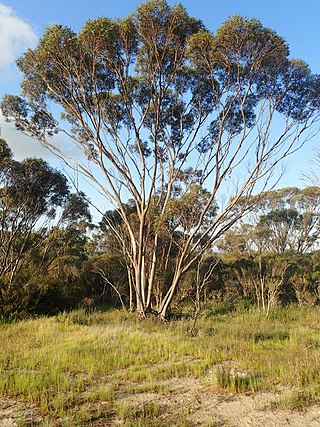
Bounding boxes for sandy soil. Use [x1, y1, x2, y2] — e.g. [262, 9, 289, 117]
[0, 397, 42, 426]
[1, 376, 320, 426]
[151, 376, 320, 426]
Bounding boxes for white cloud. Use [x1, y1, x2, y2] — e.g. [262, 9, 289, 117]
[0, 4, 37, 70]
[0, 112, 55, 160]
[0, 112, 85, 163]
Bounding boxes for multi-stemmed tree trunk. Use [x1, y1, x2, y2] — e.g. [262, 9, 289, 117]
[2, 1, 320, 318]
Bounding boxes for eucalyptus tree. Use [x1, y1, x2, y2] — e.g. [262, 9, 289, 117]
[226, 187, 320, 255]
[258, 188, 320, 254]
[2, 0, 320, 318]
[0, 142, 65, 314]
[0, 138, 91, 316]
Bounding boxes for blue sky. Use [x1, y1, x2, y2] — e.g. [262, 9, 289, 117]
[3, 0, 320, 71]
[2, 0, 320, 92]
[0, 0, 320, 216]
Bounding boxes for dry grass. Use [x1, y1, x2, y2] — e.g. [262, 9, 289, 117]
[1, 305, 320, 425]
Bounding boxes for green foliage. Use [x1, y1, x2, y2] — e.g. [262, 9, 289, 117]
[229, 187, 320, 254]
[2, 1, 320, 318]
[216, 365, 261, 393]
[215, 187, 320, 309]
[117, 401, 161, 426]
[0, 140, 93, 318]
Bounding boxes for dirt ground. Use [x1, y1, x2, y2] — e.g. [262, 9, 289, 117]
[159, 376, 320, 426]
[1, 376, 320, 426]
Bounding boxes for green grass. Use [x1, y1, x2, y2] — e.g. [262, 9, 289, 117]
[1, 305, 320, 425]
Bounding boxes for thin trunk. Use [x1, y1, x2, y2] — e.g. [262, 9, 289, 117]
[158, 271, 181, 319]
[140, 255, 146, 308]
[134, 264, 144, 314]
[0, 287, 4, 318]
[128, 267, 133, 311]
[98, 269, 126, 310]
[146, 234, 159, 309]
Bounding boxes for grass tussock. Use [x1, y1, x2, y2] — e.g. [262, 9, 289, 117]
[1, 305, 320, 424]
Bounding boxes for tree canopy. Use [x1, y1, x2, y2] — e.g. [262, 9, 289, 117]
[2, 0, 320, 318]
[0, 139, 92, 317]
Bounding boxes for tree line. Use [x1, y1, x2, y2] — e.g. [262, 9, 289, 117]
[1, 140, 320, 319]
[1, 0, 320, 319]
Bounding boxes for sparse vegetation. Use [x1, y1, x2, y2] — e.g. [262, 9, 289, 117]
[1, 305, 320, 425]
